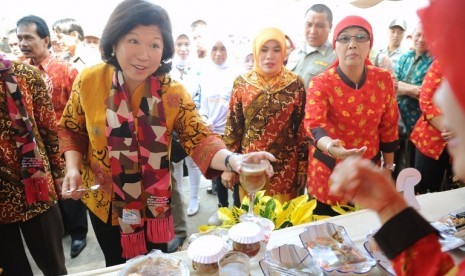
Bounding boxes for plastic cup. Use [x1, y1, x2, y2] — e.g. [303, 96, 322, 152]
[218, 251, 250, 276]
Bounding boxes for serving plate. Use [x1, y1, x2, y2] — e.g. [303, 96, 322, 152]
[363, 233, 395, 275]
[259, 244, 323, 275]
[118, 249, 189, 276]
[299, 222, 376, 274]
[431, 221, 465, 252]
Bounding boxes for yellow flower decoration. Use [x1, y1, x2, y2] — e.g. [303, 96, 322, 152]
[198, 191, 360, 232]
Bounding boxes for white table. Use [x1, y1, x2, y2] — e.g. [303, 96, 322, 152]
[69, 187, 465, 275]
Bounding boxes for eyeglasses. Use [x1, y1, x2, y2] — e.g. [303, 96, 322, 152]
[336, 34, 370, 43]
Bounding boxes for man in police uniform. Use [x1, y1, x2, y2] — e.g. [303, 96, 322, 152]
[286, 3, 336, 89]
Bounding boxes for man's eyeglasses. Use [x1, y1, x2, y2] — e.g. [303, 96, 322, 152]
[336, 34, 370, 43]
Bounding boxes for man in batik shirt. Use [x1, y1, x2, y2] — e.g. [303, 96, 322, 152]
[394, 22, 433, 177]
[0, 54, 67, 275]
[16, 15, 86, 258]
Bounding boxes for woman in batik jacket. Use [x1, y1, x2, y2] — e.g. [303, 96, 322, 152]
[222, 27, 308, 204]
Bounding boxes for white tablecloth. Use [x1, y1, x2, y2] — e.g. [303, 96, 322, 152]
[69, 187, 465, 276]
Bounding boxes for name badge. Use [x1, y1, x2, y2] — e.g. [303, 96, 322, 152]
[122, 209, 141, 225]
[314, 60, 329, 67]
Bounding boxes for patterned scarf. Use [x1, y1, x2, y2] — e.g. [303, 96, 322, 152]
[106, 70, 172, 259]
[243, 68, 297, 94]
[1, 57, 48, 205]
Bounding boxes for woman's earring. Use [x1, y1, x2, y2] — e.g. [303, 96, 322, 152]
[111, 52, 115, 57]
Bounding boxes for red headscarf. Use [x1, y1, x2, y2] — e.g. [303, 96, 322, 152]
[418, 0, 465, 111]
[332, 15, 373, 49]
[330, 15, 373, 68]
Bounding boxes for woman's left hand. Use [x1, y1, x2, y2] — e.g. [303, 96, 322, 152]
[441, 129, 454, 142]
[329, 157, 407, 223]
[221, 171, 238, 190]
[329, 139, 367, 159]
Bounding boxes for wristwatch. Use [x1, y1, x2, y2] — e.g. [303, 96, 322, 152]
[382, 162, 396, 172]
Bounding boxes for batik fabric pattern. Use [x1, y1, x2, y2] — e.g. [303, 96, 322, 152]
[305, 66, 399, 206]
[58, 63, 225, 232]
[5, 67, 50, 205]
[26, 55, 78, 120]
[0, 61, 64, 224]
[224, 68, 308, 202]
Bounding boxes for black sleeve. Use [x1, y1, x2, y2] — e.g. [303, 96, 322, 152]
[373, 207, 439, 259]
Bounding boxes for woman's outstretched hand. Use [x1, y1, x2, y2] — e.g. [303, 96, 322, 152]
[328, 139, 367, 159]
[329, 157, 408, 223]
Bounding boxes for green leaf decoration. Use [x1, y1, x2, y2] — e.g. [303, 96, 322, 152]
[198, 190, 359, 233]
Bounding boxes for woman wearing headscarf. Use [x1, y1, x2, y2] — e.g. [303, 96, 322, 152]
[304, 16, 399, 216]
[166, 31, 203, 253]
[170, 31, 202, 218]
[222, 27, 308, 204]
[200, 35, 241, 225]
[329, 0, 465, 274]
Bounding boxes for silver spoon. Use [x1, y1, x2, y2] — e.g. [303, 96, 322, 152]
[64, 184, 101, 193]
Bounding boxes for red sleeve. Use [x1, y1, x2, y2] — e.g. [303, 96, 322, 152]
[58, 129, 89, 156]
[392, 234, 456, 275]
[420, 60, 443, 120]
[378, 71, 399, 145]
[191, 135, 226, 179]
[304, 73, 329, 143]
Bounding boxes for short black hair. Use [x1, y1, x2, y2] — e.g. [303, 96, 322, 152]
[52, 18, 84, 41]
[305, 4, 333, 26]
[100, 0, 173, 75]
[16, 15, 51, 49]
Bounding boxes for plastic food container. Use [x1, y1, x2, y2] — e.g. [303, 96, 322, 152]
[187, 235, 228, 274]
[229, 222, 264, 257]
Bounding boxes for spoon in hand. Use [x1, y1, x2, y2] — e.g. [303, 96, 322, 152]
[64, 184, 101, 193]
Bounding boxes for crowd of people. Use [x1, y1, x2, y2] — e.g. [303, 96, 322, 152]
[1, 0, 464, 275]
